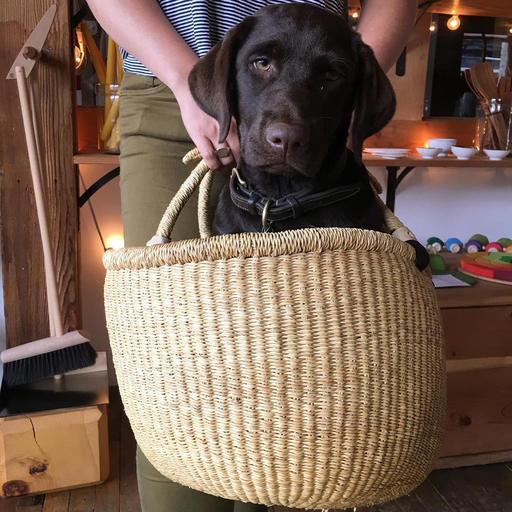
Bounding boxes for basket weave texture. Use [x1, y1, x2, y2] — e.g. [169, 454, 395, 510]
[103, 151, 445, 510]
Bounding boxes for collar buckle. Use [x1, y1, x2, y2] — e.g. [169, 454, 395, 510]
[231, 168, 247, 188]
[261, 199, 272, 230]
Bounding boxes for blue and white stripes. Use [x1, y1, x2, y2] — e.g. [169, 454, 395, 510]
[121, 0, 346, 76]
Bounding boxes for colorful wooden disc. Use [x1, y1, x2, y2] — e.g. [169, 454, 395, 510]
[459, 252, 512, 285]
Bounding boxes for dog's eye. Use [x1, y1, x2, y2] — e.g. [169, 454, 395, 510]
[253, 58, 271, 71]
[325, 70, 342, 82]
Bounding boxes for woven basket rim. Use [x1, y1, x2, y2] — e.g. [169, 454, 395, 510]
[103, 227, 417, 271]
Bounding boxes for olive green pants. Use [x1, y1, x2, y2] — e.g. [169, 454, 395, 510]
[119, 72, 266, 512]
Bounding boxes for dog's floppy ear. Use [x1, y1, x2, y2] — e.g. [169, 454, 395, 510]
[350, 36, 396, 163]
[188, 17, 256, 143]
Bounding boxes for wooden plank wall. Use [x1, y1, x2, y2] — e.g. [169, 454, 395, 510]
[0, 1, 78, 348]
[348, 0, 511, 18]
[365, 118, 477, 149]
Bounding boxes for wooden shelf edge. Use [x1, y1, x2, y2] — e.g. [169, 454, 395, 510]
[74, 153, 120, 165]
[363, 155, 512, 168]
[74, 152, 512, 168]
[436, 254, 512, 309]
[437, 294, 512, 310]
[436, 449, 512, 470]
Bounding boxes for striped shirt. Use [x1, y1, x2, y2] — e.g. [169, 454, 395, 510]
[122, 0, 347, 76]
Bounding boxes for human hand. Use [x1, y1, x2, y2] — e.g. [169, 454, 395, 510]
[177, 87, 240, 171]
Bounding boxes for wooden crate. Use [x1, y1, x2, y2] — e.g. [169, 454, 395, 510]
[0, 405, 109, 498]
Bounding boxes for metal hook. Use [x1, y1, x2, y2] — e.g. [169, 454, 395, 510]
[262, 199, 271, 230]
[231, 167, 247, 188]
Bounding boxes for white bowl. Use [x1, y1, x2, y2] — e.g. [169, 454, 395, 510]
[483, 149, 511, 161]
[451, 146, 478, 160]
[428, 138, 457, 156]
[416, 147, 442, 159]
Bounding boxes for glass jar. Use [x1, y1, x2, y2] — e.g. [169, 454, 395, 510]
[475, 98, 512, 152]
[95, 84, 120, 154]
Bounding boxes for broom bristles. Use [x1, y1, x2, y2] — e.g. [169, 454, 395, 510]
[2, 342, 97, 387]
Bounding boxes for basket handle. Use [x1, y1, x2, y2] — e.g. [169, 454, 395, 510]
[368, 172, 429, 271]
[147, 148, 214, 246]
[147, 150, 430, 271]
[198, 165, 214, 239]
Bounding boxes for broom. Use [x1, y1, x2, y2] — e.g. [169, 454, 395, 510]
[0, 66, 96, 387]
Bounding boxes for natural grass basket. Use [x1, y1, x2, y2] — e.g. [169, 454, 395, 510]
[103, 149, 445, 510]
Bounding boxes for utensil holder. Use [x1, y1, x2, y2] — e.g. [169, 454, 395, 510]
[476, 98, 512, 151]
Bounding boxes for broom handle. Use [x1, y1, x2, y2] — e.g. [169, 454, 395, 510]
[28, 76, 56, 337]
[16, 66, 64, 338]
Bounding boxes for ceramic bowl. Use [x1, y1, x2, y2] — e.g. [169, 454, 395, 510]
[451, 146, 478, 160]
[416, 147, 442, 159]
[428, 138, 457, 157]
[483, 149, 511, 161]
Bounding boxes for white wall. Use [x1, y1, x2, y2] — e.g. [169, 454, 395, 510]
[79, 164, 123, 384]
[370, 165, 512, 245]
[79, 163, 512, 384]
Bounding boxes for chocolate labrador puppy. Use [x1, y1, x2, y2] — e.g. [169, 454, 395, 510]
[188, 4, 395, 236]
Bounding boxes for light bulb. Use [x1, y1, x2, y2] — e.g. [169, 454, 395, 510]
[429, 22, 437, 33]
[74, 28, 86, 70]
[447, 15, 461, 31]
[106, 234, 124, 250]
[509, 27, 512, 34]
[351, 11, 359, 19]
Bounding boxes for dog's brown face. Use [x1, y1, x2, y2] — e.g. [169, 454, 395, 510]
[189, 4, 395, 179]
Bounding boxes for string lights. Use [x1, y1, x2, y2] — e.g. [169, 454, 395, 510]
[447, 15, 461, 31]
[105, 234, 124, 251]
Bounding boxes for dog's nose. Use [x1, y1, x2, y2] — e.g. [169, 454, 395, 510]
[266, 122, 310, 153]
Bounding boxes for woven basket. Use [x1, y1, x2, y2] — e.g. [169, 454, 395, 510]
[103, 149, 445, 510]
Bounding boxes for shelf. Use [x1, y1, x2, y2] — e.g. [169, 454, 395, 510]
[74, 152, 512, 169]
[364, 155, 512, 168]
[437, 277, 512, 309]
[72, 156, 510, 308]
[74, 153, 119, 165]
[436, 254, 512, 309]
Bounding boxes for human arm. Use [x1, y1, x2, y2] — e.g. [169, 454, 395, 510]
[357, 0, 418, 73]
[86, 0, 239, 169]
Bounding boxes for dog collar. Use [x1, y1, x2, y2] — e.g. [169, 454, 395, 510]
[229, 168, 362, 230]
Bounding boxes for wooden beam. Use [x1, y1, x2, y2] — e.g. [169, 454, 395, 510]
[428, 0, 512, 18]
[446, 356, 512, 373]
[0, 1, 78, 348]
[387, 12, 432, 121]
[348, 0, 511, 18]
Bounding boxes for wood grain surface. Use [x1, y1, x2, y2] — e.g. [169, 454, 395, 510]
[0, 0, 79, 347]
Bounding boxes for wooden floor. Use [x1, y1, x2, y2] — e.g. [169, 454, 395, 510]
[3, 389, 512, 512]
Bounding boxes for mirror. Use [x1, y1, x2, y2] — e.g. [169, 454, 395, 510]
[424, 14, 512, 118]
